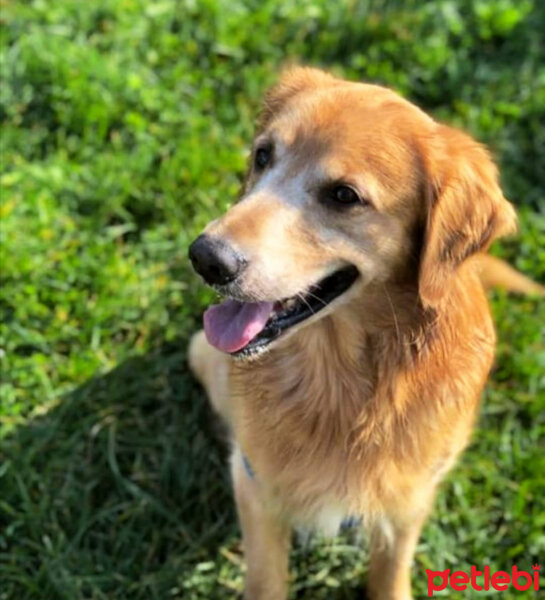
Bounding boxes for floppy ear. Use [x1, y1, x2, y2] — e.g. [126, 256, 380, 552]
[258, 66, 337, 129]
[419, 125, 517, 307]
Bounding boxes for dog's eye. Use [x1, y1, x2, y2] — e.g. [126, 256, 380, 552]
[330, 185, 360, 205]
[254, 146, 272, 170]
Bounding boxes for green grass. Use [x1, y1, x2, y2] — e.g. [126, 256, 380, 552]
[1, 1, 544, 598]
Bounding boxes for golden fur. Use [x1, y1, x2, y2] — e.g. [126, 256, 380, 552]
[188, 67, 541, 600]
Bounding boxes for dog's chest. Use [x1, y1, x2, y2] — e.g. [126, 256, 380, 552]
[231, 326, 376, 522]
[236, 444, 357, 536]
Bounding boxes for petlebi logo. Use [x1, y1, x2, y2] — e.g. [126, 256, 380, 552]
[426, 563, 540, 596]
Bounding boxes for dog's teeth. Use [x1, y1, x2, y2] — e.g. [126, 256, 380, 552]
[285, 298, 297, 309]
[277, 298, 297, 313]
[271, 297, 301, 321]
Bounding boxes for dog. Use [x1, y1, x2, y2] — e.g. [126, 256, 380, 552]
[187, 67, 543, 600]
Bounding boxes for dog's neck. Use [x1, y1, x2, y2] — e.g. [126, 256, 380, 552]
[234, 281, 431, 408]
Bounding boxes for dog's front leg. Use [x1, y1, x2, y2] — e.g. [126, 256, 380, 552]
[231, 449, 291, 600]
[367, 510, 429, 600]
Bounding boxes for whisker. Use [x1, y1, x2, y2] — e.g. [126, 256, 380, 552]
[382, 283, 401, 346]
[296, 292, 317, 315]
[302, 290, 329, 309]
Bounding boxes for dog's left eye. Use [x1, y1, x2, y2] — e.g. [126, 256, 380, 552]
[328, 185, 361, 205]
[254, 146, 272, 170]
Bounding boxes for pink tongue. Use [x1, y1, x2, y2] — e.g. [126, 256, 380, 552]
[203, 299, 274, 353]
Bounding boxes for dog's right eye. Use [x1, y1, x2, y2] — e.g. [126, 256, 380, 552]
[254, 146, 272, 170]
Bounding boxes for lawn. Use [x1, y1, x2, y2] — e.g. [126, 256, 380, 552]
[1, 1, 544, 598]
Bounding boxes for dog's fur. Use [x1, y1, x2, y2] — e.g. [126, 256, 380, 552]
[188, 67, 541, 600]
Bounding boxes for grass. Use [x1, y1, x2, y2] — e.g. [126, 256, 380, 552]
[1, 0, 544, 598]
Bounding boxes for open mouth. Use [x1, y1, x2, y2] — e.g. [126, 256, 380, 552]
[203, 265, 359, 358]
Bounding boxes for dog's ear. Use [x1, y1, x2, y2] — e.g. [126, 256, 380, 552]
[259, 66, 337, 129]
[419, 125, 517, 307]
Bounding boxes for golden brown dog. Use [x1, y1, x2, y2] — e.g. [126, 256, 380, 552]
[187, 67, 542, 600]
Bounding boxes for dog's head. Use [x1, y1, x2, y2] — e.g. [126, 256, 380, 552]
[189, 67, 516, 358]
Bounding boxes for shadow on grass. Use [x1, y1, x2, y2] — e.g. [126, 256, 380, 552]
[1, 339, 239, 599]
[2, 339, 372, 600]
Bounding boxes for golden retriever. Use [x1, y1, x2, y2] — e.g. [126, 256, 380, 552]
[187, 67, 543, 600]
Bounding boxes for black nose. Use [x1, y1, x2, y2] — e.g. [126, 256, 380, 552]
[188, 234, 246, 285]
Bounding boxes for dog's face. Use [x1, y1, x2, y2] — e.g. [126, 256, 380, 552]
[189, 68, 516, 358]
